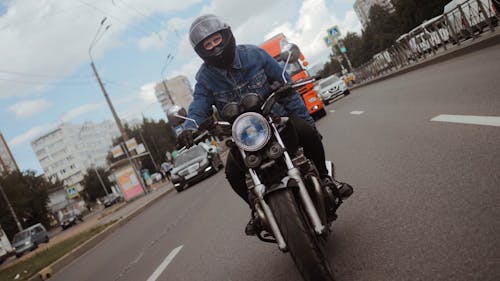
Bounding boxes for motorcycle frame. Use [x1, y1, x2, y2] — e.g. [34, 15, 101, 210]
[240, 120, 326, 251]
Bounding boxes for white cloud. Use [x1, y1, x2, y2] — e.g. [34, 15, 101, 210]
[8, 99, 52, 119]
[59, 102, 105, 122]
[0, 0, 203, 99]
[139, 82, 157, 102]
[10, 123, 57, 148]
[138, 30, 168, 51]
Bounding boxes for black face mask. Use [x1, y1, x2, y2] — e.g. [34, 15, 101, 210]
[195, 29, 236, 69]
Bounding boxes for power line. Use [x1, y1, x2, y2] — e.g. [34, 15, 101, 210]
[75, 0, 159, 39]
[112, 0, 163, 40]
[0, 69, 94, 80]
[0, 0, 102, 30]
[0, 76, 95, 86]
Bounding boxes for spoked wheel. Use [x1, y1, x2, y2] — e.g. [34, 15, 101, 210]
[267, 189, 335, 281]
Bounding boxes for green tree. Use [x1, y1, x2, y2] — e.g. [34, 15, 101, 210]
[393, 0, 451, 34]
[319, 54, 342, 78]
[365, 4, 400, 54]
[0, 170, 52, 239]
[81, 167, 112, 202]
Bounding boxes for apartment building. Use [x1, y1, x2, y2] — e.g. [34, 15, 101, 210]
[31, 121, 120, 190]
[0, 132, 19, 174]
[155, 75, 193, 116]
[354, 0, 396, 29]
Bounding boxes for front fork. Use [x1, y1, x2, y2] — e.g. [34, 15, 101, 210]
[241, 123, 326, 251]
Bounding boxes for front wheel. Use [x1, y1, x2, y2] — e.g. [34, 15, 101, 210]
[267, 189, 335, 281]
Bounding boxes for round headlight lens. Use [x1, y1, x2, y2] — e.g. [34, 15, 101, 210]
[232, 113, 271, 151]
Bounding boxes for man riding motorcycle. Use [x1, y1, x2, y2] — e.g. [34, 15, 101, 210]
[178, 14, 353, 235]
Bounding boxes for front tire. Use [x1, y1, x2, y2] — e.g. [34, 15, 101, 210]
[267, 189, 335, 281]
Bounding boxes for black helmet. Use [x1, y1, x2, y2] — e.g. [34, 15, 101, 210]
[189, 14, 236, 69]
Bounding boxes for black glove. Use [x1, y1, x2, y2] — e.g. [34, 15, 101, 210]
[177, 130, 195, 148]
[276, 83, 295, 97]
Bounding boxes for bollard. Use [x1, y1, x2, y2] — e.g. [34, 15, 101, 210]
[38, 267, 53, 280]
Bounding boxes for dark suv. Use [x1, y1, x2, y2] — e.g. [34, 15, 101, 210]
[171, 143, 224, 192]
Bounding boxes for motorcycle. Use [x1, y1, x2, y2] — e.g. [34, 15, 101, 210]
[168, 43, 344, 281]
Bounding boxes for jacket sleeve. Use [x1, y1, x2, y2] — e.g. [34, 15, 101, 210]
[256, 47, 315, 127]
[184, 81, 214, 130]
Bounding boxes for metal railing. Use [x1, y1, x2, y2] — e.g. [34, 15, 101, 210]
[353, 0, 500, 84]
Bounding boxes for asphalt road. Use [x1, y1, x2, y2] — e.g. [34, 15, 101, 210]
[50, 44, 500, 281]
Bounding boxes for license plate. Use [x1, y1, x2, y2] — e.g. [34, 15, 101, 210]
[185, 172, 197, 180]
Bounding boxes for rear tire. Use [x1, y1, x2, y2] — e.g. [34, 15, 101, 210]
[267, 189, 335, 281]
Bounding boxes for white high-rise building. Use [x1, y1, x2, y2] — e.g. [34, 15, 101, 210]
[155, 75, 193, 116]
[354, 0, 396, 29]
[0, 132, 19, 174]
[31, 121, 120, 190]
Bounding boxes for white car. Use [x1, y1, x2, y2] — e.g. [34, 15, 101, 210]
[315, 75, 350, 105]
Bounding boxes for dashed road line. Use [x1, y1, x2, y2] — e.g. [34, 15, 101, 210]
[329, 110, 336, 113]
[350, 111, 364, 115]
[431, 114, 500, 127]
[146, 245, 184, 281]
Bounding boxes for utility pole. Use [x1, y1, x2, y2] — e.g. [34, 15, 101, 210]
[161, 80, 175, 105]
[0, 184, 23, 232]
[89, 18, 145, 194]
[90, 62, 128, 140]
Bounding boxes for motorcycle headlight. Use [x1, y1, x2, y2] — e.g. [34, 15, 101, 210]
[232, 112, 271, 151]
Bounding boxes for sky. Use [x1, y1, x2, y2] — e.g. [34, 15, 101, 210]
[0, 0, 362, 174]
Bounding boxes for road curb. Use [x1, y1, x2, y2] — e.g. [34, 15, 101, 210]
[350, 30, 500, 91]
[28, 186, 174, 281]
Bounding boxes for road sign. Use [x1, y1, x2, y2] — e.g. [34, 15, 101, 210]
[66, 186, 79, 199]
[327, 26, 341, 38]
[125, 138, 137, 151]
[324, 36, 333, 47]
[111, 145, 124, 158]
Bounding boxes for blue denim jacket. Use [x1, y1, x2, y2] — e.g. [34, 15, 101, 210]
[184, 44, 314, 130]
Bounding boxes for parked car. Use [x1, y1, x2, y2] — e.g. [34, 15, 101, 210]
[315, 75, 350, 105]
[60, 209, 83, 230]
[101, 193, 121, 208]
[171, 143, 224, 192]
[12, 223, 49, 258]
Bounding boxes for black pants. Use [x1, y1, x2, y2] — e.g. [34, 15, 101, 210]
[225, 116, 327, 206]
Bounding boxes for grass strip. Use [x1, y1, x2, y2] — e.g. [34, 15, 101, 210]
[0, 220, 116, 281]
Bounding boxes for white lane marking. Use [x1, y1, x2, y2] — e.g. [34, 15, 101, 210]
[350, 111, 364, 115]
[431, 115, 500, 127]
[147, 245, 184, 281]
[329, 110, 336, 113]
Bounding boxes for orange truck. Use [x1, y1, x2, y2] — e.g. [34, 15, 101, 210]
[260, 33, 326, 120]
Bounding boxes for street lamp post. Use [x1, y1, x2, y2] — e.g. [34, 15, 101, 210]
[160, 54, 175, 105]
[88, 18, 145, 193]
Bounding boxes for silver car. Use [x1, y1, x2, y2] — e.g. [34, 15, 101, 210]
[315, 75, 350, 104]
[12, 223, 49, 258]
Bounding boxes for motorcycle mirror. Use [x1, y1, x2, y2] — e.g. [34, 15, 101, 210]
[280, 43, 300, 63]
[167, 105, 189, 127]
